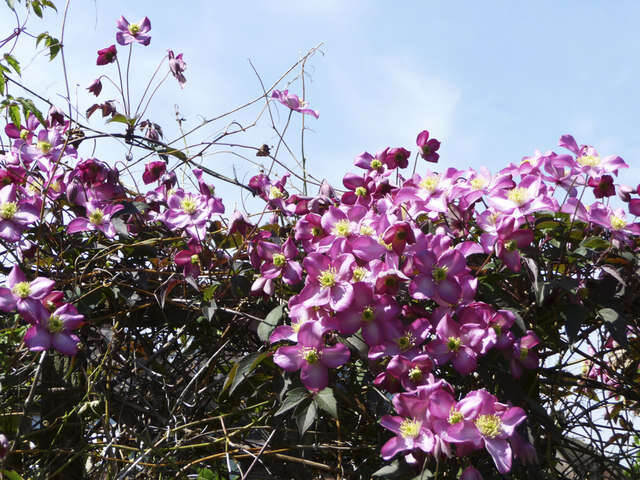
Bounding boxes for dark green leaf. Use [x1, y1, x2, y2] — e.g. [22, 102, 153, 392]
[4, 54, 20, 75]
[581, 236, 610, 250]
[48, 38, 60, 60]
[560, 303, 588, 343]
[32, 0, 43, 17]
[598, 308, 628, 347]
[0, 72, 4, 95]
[257, 304, 283, 343]
[157, 147, 187, 161]
[197, 468, 217, 480]
[227, 351, 270, 395]
[296, 400, 317, 436]
[314, 387, 338, 418]
[410, 471, 434, 480]
[274, 387, 309, 416]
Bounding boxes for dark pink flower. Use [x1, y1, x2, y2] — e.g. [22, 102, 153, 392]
[0, 184, 39, 242]
[96, 45, 117, 65]
[416, 130, 441, 163]
[142, 161, 166, 184]
[87, 78, 102, 96]
[116, 16, 151, 46]
[588, 175, 615, 198]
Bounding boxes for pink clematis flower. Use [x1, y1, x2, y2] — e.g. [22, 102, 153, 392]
[67, 199, 125, 239]
[142, 161, 166, 184]
[0, 265, 55, 322]
[116, 16, 151, 46]
[24, 303, 84, 356]
[271, 89, 319, 118]
[273, 321, 350, 392]
[445, 389, 527, 474]
[0, 184, 40, 242]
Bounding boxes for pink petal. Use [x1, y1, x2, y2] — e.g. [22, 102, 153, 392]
[273, 345, 304, 371]
[321, 343, 350, 368]
[300, 362, 328, 391]
[484, 437, 512, 474]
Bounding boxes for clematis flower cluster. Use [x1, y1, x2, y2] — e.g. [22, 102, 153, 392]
[250, 131, 640, 475]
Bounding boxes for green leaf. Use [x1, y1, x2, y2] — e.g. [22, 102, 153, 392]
[598, 308, 628, 347]
[296, 400, 317, 436]
[410, 471, 434, 480]
[274, 387, 309, 416]
[8, 104, 20, 128]
[3, 471, 24, 480]
[581, 236, 610, 250]
[225, 351, 270, 396]
[4, 0, 16, 11]
[257, 304, 283, 343]
[3, 54, 20, 75]
[560, 303, 588, 343]
[16, 97, 45, 125]
[203, 299, 217, 321]
[314, 387, 338, 418]
[157, 147, 187, 162]
[0, 72, 5, 95]
[32, 0, 43, 17]
[372, 460, 404, 478]
[197, 468, 218, 480]
[202, 284, 218, 302]
[47, 38, 60, 60]
[107, 113, 133, 125]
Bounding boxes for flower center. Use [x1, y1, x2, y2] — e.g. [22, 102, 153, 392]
[507, 187, 529, 206]
[399, 418, 421, 439]
[0, 201, 18, 220]
[332, 219, 351, 237]
[302, 347, 320, 364]
[519, 346, 529, 361]
[89, 209, 105, 225]
[311, 226, 323, 237]
[475, 414, 503, 438]
[577, 154, 601, 167]
[19, 129, 29, 140]
[190, 254, 200, 265]
[361, 306, 374, 322]
[505, 239, 518, 251]
[292, 320, 305, 333]
[448, 408, 463, 425]
[269, 186, 284, 199]
[408, 366, 422, 381]
[352, 267, 367, 282]
[355, 186, 367, 197]
[128, 23, 140, 35]
[419, 175, 439, 192]
[378, 238, 393, 251]
[370, 159, 383, 170]
[492, 324, 502, 336]
[610, 215, 626, 230]
[318, 268, 337, 288]
[396, 333, 414, 352]
[471, 177, 487, 190]
[12, 281, 31, 299]
[37, 141, 52, 153]
[180, 198, 197, 215]
[272, 253, 286, 267]
[47, 314, 64, 333]
[359, 225, 374, 236]
[432, 266, 448, 283]
[447, 336, 462, 352]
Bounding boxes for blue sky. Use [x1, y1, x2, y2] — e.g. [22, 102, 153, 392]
[2, 1, 640, 203]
